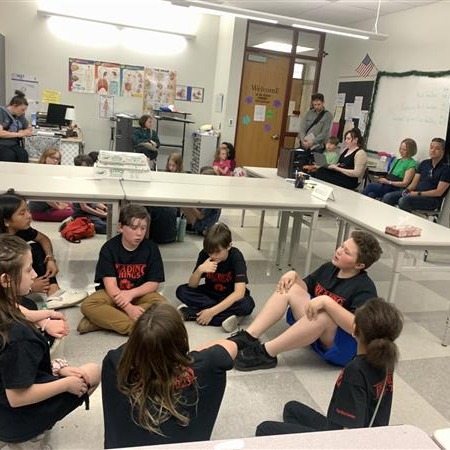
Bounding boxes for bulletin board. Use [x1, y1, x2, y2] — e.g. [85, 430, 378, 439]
[365, 70, 450, 159]
[335, 79, 375, 142]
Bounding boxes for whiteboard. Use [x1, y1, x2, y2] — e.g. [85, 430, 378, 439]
[366, 72, 450, 161]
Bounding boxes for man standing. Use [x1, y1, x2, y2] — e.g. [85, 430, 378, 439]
[296, 93, 333, 152]
[383, 138, 450, 212]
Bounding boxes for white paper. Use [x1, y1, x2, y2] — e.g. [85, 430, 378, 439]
[288, 116, 301, 132]
[254, 104, 266, 122]
[359, 110, 368, 134]
[288, 101, 296, 116]
[335, 93, 346, 107]
[11, 73, 39, 116]
[353, 96, 363, 118]
[99, 95, 114, 119]
[345, 103, 354, 120]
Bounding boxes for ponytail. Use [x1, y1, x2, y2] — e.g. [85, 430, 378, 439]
[354, 298, 403, 371]
[9, 90, 28, 107]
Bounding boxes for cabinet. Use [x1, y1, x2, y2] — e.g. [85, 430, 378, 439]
[154, 110, 194, 157]
[191, 133, 219, 174]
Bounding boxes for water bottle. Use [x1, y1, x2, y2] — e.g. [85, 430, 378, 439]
[177, 216, 187, 242]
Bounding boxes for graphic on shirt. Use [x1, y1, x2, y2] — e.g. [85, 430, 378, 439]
[115, 263, 146, 290]
[374, 372, 393, 398]
[314, 282, 346, 306]
[205, 271, 232, 292]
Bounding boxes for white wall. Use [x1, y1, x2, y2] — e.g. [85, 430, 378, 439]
[319, 1, 450, 114]
[0, 2, 220, 166]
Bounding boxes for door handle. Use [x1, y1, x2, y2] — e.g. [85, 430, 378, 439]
[271, 134, 279, 140]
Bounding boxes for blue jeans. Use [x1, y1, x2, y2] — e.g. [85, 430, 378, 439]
[362, 182, 398, 199]
[383, 190, 441, 212]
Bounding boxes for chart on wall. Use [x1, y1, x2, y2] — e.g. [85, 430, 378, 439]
[142, 68, 176, 113]
[366, 70, 450, 159]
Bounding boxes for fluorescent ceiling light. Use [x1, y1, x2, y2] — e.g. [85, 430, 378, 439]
[188, 5, 277, 23]
[254, 41, 314, 54]
[169, 0, 388, 41]
[292, 23, 369, 40]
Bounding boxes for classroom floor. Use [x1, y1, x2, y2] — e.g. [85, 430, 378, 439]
[33, 208, 450, 449]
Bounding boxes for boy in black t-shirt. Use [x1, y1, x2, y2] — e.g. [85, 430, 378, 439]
[78, 204, 166, 335]
[230, 231, 382, 370]
[176, 222, 255, 333]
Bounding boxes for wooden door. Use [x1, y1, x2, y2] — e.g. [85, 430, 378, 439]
[235, 51, 291, 167]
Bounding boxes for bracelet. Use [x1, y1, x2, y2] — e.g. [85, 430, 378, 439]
[44, 254, 55, 263]
[41, 317, 51, 332]
[52, 358, 69, 376]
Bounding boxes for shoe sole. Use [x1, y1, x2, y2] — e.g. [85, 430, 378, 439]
[222, 316, 238, 333]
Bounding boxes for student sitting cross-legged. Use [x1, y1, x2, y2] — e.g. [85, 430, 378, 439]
[255, 298, 403, 436]
[176, 222, 255, 333]
[229, 231, 382, 371]
[78, 204, 166, 335]
[101, 302, 237, 449]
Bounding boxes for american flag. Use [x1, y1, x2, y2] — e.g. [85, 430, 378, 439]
[355, 54, 376, 77]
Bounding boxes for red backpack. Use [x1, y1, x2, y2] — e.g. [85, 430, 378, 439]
[60, 217, 96, 243]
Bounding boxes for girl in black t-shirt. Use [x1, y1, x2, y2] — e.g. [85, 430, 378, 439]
[0, 190, 87, 308]
[256, 298, 403, 436]
[0, 235, 100, 444]
[102, 302, 237, 448]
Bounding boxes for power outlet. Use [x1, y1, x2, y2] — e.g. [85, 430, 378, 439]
[228, 118, 233, 127]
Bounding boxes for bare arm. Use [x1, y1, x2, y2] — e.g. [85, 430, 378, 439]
[410, 181, 449, 197]
[334, 151, 367, 178]
[406, 173, 420, 191]
[380, 167, 416, 188]
[0, 124, 33, 139]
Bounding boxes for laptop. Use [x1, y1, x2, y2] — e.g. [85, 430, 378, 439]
[313, 152, 329, 168]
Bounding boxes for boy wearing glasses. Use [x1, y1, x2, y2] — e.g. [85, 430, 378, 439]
[383, 137, 450, 212]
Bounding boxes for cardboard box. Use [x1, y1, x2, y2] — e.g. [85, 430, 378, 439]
[385, 225, 422, 238]
[95, 150, 151, 181]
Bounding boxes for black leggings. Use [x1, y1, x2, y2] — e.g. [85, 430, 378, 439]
[29, 241, 57, 285]
[0, 143, 29, 162]
[256, 401, 330, 436]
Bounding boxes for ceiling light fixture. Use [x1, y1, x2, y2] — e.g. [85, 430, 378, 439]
[169, 0, 388, 41]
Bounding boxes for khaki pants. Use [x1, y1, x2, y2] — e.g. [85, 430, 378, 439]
[80, 289, 166, 335]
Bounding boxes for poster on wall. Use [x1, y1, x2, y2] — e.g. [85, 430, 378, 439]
[95, 62, 120, 96]
[191, 87, 204, 103]
[11, 73, 39, 115]
[143, 68, 176, 113]
[120, 65, 145, 97]
[99, 95, 114, 119]
[69, 58, 95, 93]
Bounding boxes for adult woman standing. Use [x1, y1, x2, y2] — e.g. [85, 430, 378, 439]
[132, 114, 160, 163]
[362, 138, 417, 200]
[0, 90, 32, 162]
[314, 128, 367, 190]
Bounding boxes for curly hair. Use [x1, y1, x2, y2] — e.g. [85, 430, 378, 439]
[351, 231, 382, 269]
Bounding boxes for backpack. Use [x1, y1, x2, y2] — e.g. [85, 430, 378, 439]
[60, 217, 96, 243]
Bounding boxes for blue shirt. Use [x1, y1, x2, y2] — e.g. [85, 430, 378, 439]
[416, 159, 450, 196]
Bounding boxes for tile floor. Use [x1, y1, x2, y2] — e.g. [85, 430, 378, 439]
[31, 208, 450, 448]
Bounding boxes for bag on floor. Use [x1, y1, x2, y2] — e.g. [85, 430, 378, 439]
[60, 217, 96, 243]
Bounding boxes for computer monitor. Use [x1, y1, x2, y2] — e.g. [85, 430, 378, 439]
[46, 103, 74, 128]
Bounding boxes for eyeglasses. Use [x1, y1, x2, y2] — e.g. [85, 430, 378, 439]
[47, 156, 61, 162]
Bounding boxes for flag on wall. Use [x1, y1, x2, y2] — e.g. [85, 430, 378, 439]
[355, 54, 376, 77]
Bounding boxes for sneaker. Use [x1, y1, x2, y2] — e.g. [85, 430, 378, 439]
[177, 304, 198, 321]
[46, 290, 87, 310]
[234, 342, 278, 372]
[222, 315, 239, 333]
[227, 329, 259, 351]
[77, 317, 101, 334]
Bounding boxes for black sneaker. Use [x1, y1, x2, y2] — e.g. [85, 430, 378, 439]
[234, 343, 278, 371]
[177, 304, 198, 321]
[227, 329, 259, 351]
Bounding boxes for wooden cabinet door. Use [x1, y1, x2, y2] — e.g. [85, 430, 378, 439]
[235, 51, 291, 168]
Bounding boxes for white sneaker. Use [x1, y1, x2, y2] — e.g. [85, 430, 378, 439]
[46, 290, 87, 310]
[222, 315, 239, 333]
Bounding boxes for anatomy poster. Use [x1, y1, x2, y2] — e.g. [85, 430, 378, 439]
[143, 68, 176, 113]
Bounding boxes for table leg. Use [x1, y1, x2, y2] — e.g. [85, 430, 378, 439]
[241, 209, 246, 227]
[387, 248, 404, 304]
[304, 210, 319, 276]
[276, 211, 290, 267]
[442, 303, 450, 346]
[336, 218, 345, 248]
[288, 212, 303, 268]
[107, 201, 120, 239]
[257, 210, 266, 250]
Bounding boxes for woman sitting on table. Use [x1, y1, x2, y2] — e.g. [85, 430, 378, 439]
[362, 138, 417, 200]
[29, 148, 74, 222]
[314, 128, 367, 190]
[0, 90, 32, 163]
[132, 114, 160, 164]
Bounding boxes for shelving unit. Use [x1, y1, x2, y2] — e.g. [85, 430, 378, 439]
[191, 132, 219, 173]
[153, 110, 194, 157]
